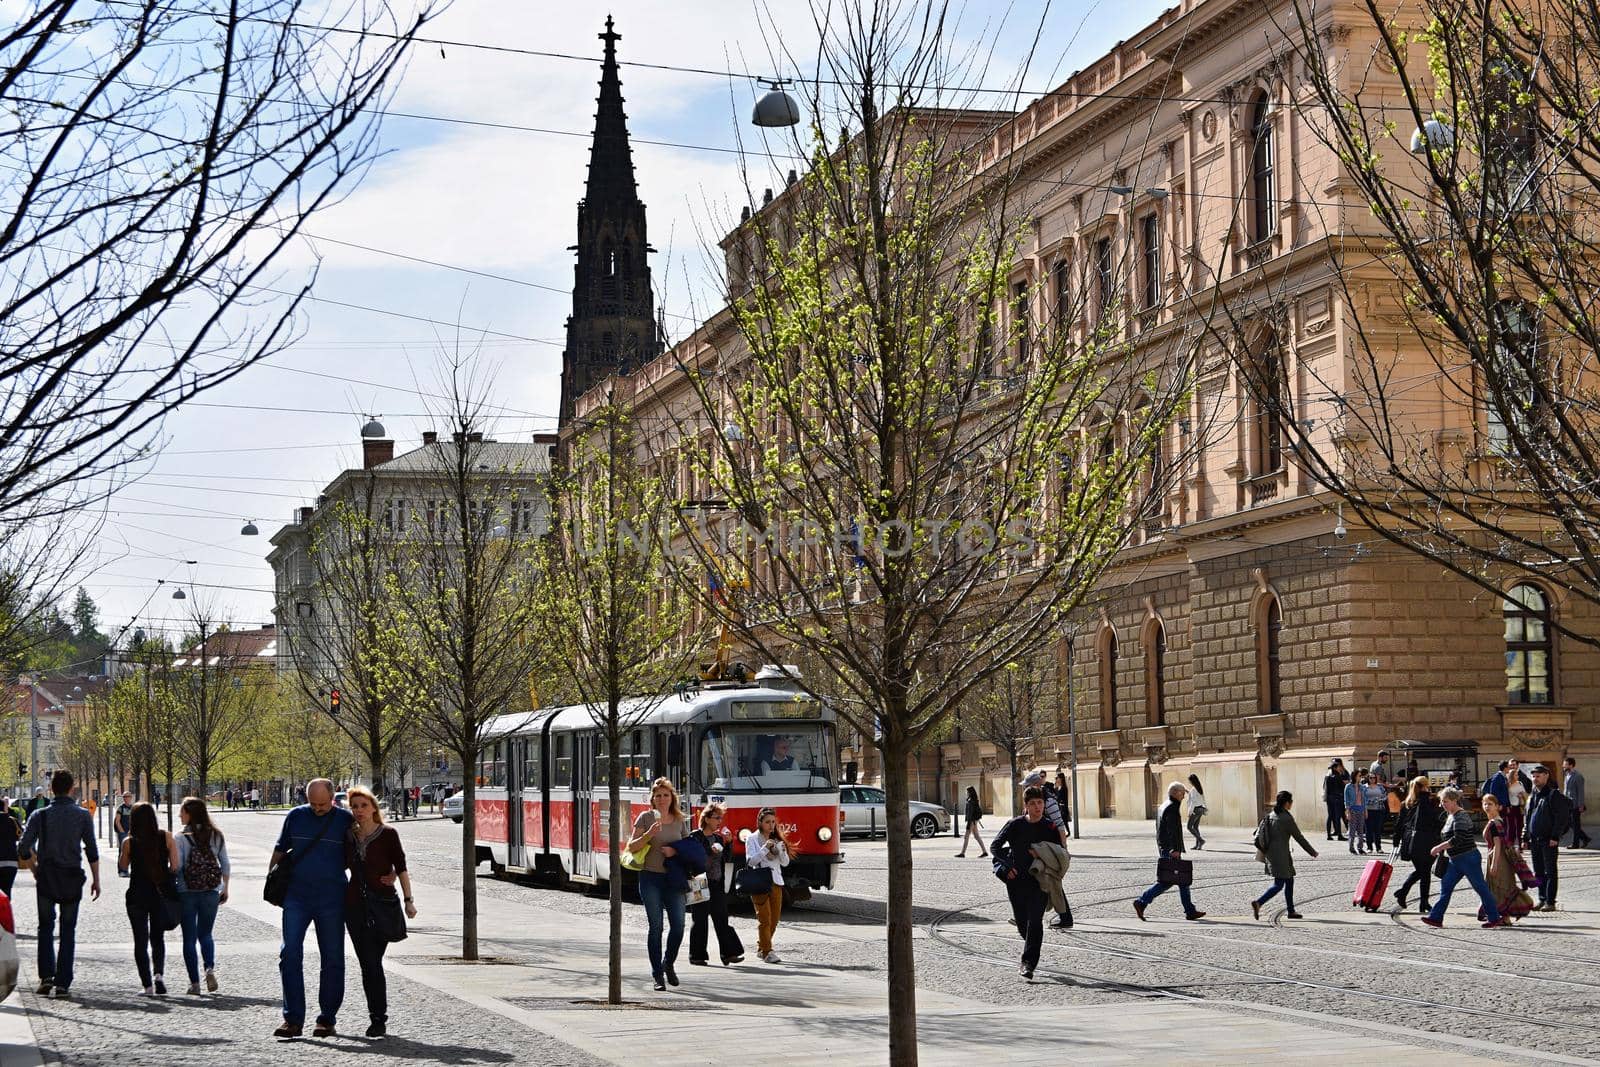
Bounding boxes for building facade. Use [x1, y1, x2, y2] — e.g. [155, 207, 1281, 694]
[564, 0, 1600, 825]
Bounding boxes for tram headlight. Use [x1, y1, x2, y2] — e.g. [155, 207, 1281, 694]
[738, 828, 752, 843]
[816, 826, 833, 843]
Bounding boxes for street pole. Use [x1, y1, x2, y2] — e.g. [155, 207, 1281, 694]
[27, 674, 38, 796]
[1067, 632, 1081, 841]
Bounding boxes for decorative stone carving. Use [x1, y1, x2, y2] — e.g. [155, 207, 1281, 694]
[1200, 110, 1217, 142]
[1510, 732, 1562, 752]
[1257, 735, 1286, 758]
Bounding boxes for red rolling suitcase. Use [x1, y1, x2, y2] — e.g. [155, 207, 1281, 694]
[1353, 851, 1395, 912]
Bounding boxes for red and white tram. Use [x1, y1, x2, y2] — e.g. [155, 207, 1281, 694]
[471, 666, 843, 891]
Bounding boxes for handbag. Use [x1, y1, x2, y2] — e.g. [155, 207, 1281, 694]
[1157, 856, 1194, 887]
[621, 840, 651, 872]
[686, 872, 710, 907]
[1433, 852, 1450, 879]
[733, 866, 774, 898]
[361, 882, 409, 943]
[159, 874, 183, 932]
[264, 810, 336, 907]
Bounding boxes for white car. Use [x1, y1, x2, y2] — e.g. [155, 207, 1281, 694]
[0, 890, 17, 1002]
[442, 792, 464, 824]
[840, 786, 951, 839]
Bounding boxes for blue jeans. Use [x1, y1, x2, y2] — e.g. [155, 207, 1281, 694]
[1137, 874, 1196, 916]
[35, 892, 81, 990]
[637, 870, 685, 976]
[180, 890, 221, 983]
[1427, 849, 1500, 925]
[1254, 876, 1296, 911]
[280, 890, 346, 1025]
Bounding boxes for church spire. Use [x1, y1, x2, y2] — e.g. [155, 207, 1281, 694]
[558, 16, 661, 427]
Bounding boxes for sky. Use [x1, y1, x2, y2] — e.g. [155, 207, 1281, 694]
[72, 0, 1174, 652]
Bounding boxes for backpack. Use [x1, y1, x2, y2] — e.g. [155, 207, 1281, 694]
[184, 834, 223, 891]
[1252, 813, 1273, 863]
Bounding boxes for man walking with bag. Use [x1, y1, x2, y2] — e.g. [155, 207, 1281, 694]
[18, 770, 101, 998]
[268, 778, 353, 1038]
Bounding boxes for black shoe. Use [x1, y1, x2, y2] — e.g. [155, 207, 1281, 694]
[689, 958, 709, 966]
[653, 973, 666, 991]
[1133, 900, 1147, 921]
[51, 987, 70, 1001]
[723, 954, 743, 965]
[1285, 911, 1304, 920]
[365, 1022, 386, 1039]
[1251, 900, 1261, 921]
[1336, 835, 1346, 841]
[1019, 961, 1034, 980]
[665, 966, 679, 986]
[153, 978, 167, 996]
[34, 980, 52, 996]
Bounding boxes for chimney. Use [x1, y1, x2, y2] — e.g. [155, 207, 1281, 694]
[362, 438, 395, 469]
[452, 431, 466, 445]
[467, 431, 485, 444]
[422, 430, 438, 446]
[297, 506, 314, 524]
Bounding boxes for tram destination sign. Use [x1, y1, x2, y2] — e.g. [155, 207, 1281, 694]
[729, 699, 821, 720]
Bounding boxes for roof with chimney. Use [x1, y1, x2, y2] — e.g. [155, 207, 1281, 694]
[170, 625, 278, 669]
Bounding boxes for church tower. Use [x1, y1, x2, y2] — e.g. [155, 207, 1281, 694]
[558, 16, 662, 426]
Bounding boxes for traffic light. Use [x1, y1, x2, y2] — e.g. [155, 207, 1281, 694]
[329, 688, 341, 715]
[17, 762, 25, 777]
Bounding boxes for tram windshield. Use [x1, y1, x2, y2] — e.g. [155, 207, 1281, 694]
[697, 723, 837, 793]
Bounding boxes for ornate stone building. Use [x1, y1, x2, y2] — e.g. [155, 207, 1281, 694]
[565, 0, 1600, 825]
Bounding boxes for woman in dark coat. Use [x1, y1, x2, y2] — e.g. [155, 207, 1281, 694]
[956, 786, 987, 858]
[1251, 791, 1318, 920]
[687, 804, 744, 965]
[1393, 776, 1444, 913]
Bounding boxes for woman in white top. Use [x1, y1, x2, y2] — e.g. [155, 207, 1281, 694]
[745, 807, 790, 963]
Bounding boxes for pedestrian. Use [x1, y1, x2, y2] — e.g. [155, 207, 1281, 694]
[176, 797, 230, 995]
[1323, 759, 1348, 841]
[1479, 795, 1534, 922]
[1563, 757, 1590, 849]
[1344, 770, 1369, 854]
[1054, 771, 1072, 826]
[1185, 774, 1207, 850]
[17, 770, 101, 998]
[344, 785, 415, 1039]
[1363, 771, 1387, 853]
[224, 789, 233, 811]
[1524, 763, 1572, 912]
[1369, 749, 1391, 786]
[0, 798, 20, 897]
[410, 785, 421, 819]
[1505, 758, 1531, 848]
[114, 791, 134, 878]
[955, 786, 987, 858]
[120, 802, 178, 995]
[1423, 787, 1504, 929]
[1133, 781, 1206, 922]
[743, 806, 790, 966]
[270, 777, 355, 1038]
[1393, 775, 1443, 914]
[1250, 791, 1319, 920]
[29, 786, 47, 814]
[624, 777, 691, 988]
[991, 785, 1064, 980]
[1023, 770, 1073, 927]
[687, 803, 744, 966]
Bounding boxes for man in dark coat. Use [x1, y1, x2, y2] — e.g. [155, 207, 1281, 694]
[1133, 781, 1205, 922]
[992, 786, 1063, 980]
[1525, 764, 1573, 911]
[1323, 759, 1349, 840]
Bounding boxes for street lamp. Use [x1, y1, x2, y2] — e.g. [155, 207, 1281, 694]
[360, 415, 387, 439]
[240, 519, 260, 536]
[752, 78, 801, 128]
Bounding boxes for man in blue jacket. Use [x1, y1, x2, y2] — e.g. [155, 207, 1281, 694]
[270, 778, 354, 1039]
[17, 770, 100, 998]
[1484, 761, 1511, 808]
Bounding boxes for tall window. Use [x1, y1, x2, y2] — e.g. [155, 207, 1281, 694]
[1145, 619, 1167, 726]
[1094, 236, 1114, 326]
[1257, 595, 1282, 715]
[1487, 300, 1539, 454]
[1504, 583, 1554, 705]
[1250, 93, 1276, 242]
[1053, 258, 1071, 335]
[1012, 280, 1030, 364]
[1099, 627, 1119, 730]
[1140, 213, 1161, 309]
[1485, 54, 1538, 206]
[1249, 333, 1286, 475]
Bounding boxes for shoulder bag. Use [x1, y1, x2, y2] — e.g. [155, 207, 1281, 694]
[621, 812, 658, 872]
[264, 811, 336, 907]
[158, 839, 183, 932]
[733, 866, 773, 897]
[357, 829, 408, 942]
[32, 809, 87, 903]
[1156, 855, 1194, 887]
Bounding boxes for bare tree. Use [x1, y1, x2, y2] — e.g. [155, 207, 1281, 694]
[663, 5, 1205, 1061]
[169, 602, 270, 799]
[1227, 0, 1600, 645]
[382, 363, 544, 960]
[0, 0, 436, 532]
[962, 654, 1057, 815]
[528, 403, 700, 1004]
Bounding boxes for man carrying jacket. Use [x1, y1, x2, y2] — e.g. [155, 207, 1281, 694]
[1525, 764, 1573, 911]
[1023, 770, 1073, 928]
[992, 786, 1063, 980]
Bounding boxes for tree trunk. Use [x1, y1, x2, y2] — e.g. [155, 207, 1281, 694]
[461, 774, 479, 959]
[881, 739, 919, 1066]
[164, 750, 175, 831]
[608, 743, 624, 1005]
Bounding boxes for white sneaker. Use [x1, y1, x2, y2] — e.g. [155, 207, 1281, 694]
[204, 969, 218, 993]
[764, 951, 782, 964]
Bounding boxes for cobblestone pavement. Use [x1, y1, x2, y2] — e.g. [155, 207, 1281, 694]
[11, 810, 1600, 1064]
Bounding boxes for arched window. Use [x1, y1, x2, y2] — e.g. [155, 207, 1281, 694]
[1249, 93, 1276, 242]
[1487, 300, 1539, 454]
[1247, 331, 1286, 477]
[1504, 583, 1554, 705]
[1256, 594, 1282, 715]
[1099, 626, 1119, 730]
[1144, 618, 1167, 726]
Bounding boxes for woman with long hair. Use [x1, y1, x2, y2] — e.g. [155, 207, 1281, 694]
[687, 803, 744, 966]
[1250, 791, 1318, 920]
[1186, 774, 1207, 850]
[1479, 794, 1535, 923]
[119, 802, 178, 995]
[745, 806, 791, 963]
[1393, 776, 1444, 913]
[956, 786, 987, 858]
[175, 797, 231, 994]
[0, 797, 20, 896]
[623, 777, 690, 990]
[345, 785, 416, 1038]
